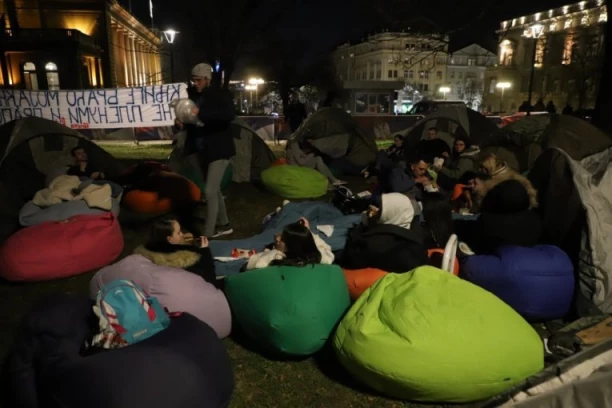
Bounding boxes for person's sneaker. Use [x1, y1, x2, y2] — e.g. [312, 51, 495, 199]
[333, 180, 348, 186]
[212, 224, 233, 238]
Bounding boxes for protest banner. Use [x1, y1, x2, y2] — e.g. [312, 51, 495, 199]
[0, 83, 188, 129]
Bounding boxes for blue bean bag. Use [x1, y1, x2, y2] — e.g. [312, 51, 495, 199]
[461, 245, 575, 321]
[209, 202, 360, 276]
[6, 295, 234, 408]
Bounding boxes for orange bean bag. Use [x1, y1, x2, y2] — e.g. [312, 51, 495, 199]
[343, 268, 389, 301]
[427, 248, 460, 276]
[452, 184, 469, 201]
[270, 158, 288, 167]
[122, 172, 201, 214]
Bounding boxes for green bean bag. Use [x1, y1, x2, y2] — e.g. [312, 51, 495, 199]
[334, 266, 544, 403]
[261, 165, 328, 199]
[179, 164, 233, 192]
[225, 264, 350, 356]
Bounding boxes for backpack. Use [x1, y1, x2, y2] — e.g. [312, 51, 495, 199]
[91, 280, 171, 349]
[331, 186, 370, 215]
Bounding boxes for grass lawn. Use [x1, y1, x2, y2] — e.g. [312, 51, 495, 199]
[0, 142, 465, 408]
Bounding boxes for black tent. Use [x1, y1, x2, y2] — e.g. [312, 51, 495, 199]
[0, 118, 124, 243]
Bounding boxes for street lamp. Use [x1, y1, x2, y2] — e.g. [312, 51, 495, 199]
[439, 86, 450, 100]
[496, 82, 511, 113]
[522, 23, 545, 115]
[247, 78, 264, 108]
[163, 29, 179, 83]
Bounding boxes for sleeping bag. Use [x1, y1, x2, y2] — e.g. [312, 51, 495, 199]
[461, 245, 575, 321]
[334, 266, 543, 403]
[5, 295, 234, 408]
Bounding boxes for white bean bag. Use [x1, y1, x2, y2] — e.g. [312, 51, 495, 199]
[89, 254, 231, 338]
[19, 199, 120, 227]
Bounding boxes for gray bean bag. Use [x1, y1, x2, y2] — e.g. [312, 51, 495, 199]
[19, 199, 120, 227]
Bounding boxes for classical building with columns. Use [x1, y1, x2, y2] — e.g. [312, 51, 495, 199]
[0, 0, 163, 90]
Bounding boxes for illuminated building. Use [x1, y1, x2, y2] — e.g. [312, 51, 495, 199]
[0, 0, 163, 90]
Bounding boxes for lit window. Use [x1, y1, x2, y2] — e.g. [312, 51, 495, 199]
[520, 16, 525, 24]
[549, 23, 556, 31]
[45, 62, 60, 91]
[22, 62, 39, 90]
[512, 19, 516, 26]
[564, 19, 572, 29]
[535, 13, 541, 21]
[600, 13, 608, 22]
[581, 15, 589, 25]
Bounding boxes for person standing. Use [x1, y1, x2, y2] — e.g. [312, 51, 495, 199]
[176, 63, 235, 238]
[284, 91, 307, 133]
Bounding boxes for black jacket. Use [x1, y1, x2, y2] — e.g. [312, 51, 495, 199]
[341, 223, 428, 273]
[185, 86, 236, 165]
[134, 242, 219, 288]
[413, 139, 451, 163]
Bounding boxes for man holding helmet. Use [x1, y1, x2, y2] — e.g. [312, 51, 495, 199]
[176, 63, 236, 237]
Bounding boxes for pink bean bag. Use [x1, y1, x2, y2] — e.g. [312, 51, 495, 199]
[89, 254, 232, 338]
[0, 213, 123, 282]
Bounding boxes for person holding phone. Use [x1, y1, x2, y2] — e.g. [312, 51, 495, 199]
[133, 216, 221, 288]
[245, 217, 334, 270]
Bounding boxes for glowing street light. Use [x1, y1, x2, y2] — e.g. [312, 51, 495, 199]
[163, 29, 179, 83]
[522, 24, 545, 115]
[439, 86, 450, 100]
[496, 82, 511, 113]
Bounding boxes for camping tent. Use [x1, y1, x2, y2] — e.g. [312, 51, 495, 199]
[290, 107, 378, 173]
[480, 338, 612, 407]
[402, 106, 499, 157]
[168, 117, 276, 183]
[482, 115, 612, 173]
[0, 117, 125, 244]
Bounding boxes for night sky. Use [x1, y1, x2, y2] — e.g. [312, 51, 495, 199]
[121, 0, 573, 78]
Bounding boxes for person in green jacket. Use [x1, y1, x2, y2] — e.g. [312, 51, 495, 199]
[434, 135, 480, 192]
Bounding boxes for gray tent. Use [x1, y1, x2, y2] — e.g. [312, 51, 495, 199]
[168, 117, 276, 183]
[290, 107, 377, 173]
[480, 338, 612, 407]
[0, 117, 125, 243]
[482, 115, 612, 173]
[402, 106, 498, 156]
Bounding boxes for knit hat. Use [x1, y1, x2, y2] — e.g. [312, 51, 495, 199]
[191, 63, 213, 79]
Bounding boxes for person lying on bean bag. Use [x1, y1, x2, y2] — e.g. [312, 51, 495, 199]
[245, 217, 334, 270]
[134, 215, 221, 288]
[340, 193, 428, 273]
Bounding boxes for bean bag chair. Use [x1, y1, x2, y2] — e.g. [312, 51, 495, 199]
[334, 266, 543, 403]
[89, 254, 232, 338]
[461, 245, 575, 321]
[179, 163, 233, 192]
[6, 295, 234, 408]
[19, 199, 120, 227]
[0, 213, 123, 282]
[261, 165, 328, 199]
[343, 268, 388, 301]
[122, 172, 201, 214]
[224, 264, 350, 356]
[270, 157, 287, 167]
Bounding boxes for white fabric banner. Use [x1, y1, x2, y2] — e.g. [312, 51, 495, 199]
[0, 83, 189, 129]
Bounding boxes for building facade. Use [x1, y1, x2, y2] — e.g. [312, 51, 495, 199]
[482, 0, 607, 114]
[333, 32, 449, 114]
[0, 0, 162, 90]
[446, 44, 496, 111]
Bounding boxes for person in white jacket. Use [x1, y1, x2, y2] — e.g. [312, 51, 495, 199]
[246, 217, 334, 270]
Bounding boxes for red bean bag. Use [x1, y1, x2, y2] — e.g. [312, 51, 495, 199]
[343, 268, 389, 301]
[270, 158, 288, 167]
[0, 213, 123, 282]
[122, 172, 201, 214]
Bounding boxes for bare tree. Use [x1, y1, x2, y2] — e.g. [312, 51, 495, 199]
[565, 26, 604, 110]
[462, 78, 484, 109]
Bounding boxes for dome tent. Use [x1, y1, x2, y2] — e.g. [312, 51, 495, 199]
[290, 107, 378, 174]
[481, 115, 612, 173]
[168, 117, 276, 183]
[402, 106, 498, 159]
[0, 117, 125, 244]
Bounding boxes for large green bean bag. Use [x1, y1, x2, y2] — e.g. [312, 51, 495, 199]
[225, 264, 350, 356]
[179, 163, 233, 192]
[334, 266, 544, 403]
[261, 165, 328, 199]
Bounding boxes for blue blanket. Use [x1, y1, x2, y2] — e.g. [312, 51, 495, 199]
[209, 202, 361, 276]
